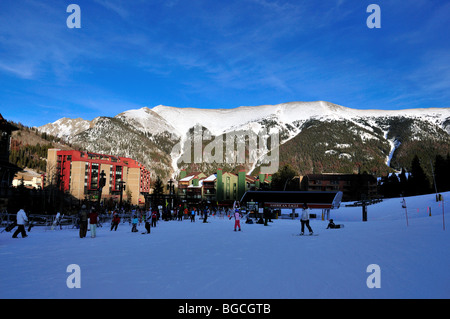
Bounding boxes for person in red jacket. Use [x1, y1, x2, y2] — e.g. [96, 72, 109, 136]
[110, 211, 120, 231]
[233, 209, 241, 231]
[89, 207, 99, 238]
[151, 210, 157, 227]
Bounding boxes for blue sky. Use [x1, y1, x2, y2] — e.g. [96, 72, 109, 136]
[0, 0, 449, 127]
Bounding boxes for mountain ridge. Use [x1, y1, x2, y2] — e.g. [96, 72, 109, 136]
[37, 101, 450, 179]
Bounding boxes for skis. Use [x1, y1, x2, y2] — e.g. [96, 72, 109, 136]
[293, 233, 319, 237]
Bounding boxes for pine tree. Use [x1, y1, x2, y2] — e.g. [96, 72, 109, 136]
[152, 176, 165, 207]
[409, 155, 431, 195]
[399, 168, 408, 195]
[434, 154, 450, 192]
[270, 164, 299, 191]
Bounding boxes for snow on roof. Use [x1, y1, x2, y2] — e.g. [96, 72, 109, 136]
[204, 174, 217, 181]
[180, 175, 196, 182]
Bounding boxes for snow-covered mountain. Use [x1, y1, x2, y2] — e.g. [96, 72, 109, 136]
[37, 101, 450, 178]
[38, 117, 98, 140]
[144, 101, 450, 137]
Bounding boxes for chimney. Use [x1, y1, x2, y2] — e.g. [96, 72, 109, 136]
[238, 170, 246, 201]
[216, 168, 223, 202]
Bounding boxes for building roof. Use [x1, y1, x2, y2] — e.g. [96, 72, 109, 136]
[53, 149, 147, 170]
[240, 190, 343, 209]
[305, 173, 376, 182]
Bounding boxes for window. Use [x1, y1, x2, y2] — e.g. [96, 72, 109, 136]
[90, 163, 99, 189]
[113, 166, 123, 191]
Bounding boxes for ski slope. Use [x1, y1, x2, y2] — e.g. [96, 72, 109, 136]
[0, 192, 449, 299]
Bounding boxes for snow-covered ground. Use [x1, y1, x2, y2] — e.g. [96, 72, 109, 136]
[1, 192, 449, 299]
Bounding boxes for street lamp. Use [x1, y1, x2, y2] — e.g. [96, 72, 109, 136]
[97, 170, 106, 208]
[118, 180, 126, 209]
[167, 178, 175, 212]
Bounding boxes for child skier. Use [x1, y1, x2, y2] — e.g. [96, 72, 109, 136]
[131, 215, 139, 232]
[233, 209, 241, 231]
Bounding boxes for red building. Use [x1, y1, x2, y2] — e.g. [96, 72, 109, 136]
[47, 149, 151, 205]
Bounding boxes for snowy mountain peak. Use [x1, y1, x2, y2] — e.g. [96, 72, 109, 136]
[38, 116, 97, 140]
[116, 106, 178, 136]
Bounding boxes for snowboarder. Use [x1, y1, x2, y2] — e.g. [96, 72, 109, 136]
[12, 209, 28, 238]
[233, 209, 241, 231]
[79, 205, 89, 238]
[110, 211, 120, 231]
[300, 203, 313, 235]
[326, 219, 343, 229]
[90, 207, 99, 238]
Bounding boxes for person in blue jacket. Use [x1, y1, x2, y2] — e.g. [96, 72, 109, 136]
[131, 215, 139, 232]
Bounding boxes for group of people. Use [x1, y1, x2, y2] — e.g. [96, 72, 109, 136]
[6, 203, 343, 239]
[78, 205, 99, 238]
[300, 203, 343, 234]
[131, 209, 157, 234]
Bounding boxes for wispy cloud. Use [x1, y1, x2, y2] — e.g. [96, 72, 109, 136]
[0, 62, 35, 79]
[92, 0, 130, 19]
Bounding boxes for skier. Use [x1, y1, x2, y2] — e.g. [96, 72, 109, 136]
[79, 205, 89, 238]
[110, 211, 120, 231]
[12, 209, 28, 238]
[177, 206, 183, 221]
[51, 212, 61, 230]
[131, 215, 139, 232]
[233, 209, 241, 231]
[151, 210, 157, 227]
[144, 210, 151, 234]
[203, 208, 208, 223]
[263, 207, 270, 226]
[90, 207, 99, 238]
[300, 203, 313, 235]
[190, 208, 196, 222]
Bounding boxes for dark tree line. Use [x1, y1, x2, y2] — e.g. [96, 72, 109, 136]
[379, 154, 450, 198]
[9, 142, 53, 173]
